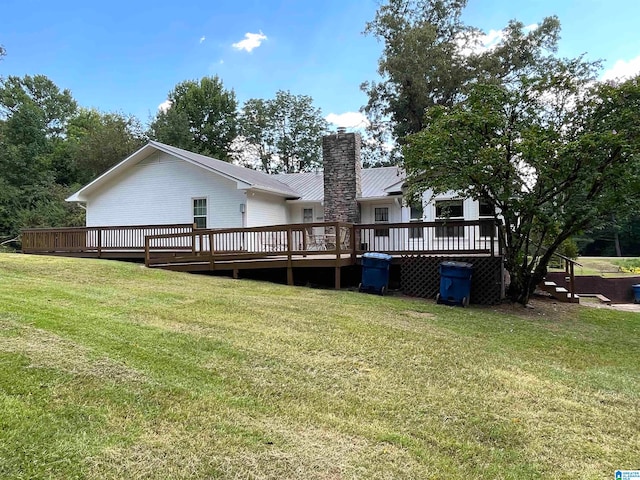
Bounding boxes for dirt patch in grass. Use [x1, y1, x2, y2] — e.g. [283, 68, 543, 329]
[480, 295, 581, 320]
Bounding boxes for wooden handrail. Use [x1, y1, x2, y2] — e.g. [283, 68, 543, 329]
[21, 220, 503, 263]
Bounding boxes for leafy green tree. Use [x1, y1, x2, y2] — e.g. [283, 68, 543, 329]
[238, 90, 328, 173]
[149, 76, 238, 160]
[66, 108, 147, 184]
[577, 215, 640, 256]
[404, 63, 640, 304]
[0, 75, 82, 236]
[0, 74, 77, 137]
[361, 0, 560, 162]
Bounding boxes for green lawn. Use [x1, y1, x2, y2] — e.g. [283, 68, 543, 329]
[1, 253, 639, 479]
[569, 256, 640, 276]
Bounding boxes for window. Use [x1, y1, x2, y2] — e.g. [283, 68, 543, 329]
[374, 207, 389, 237]
[303, 208, 313, 223]
[409, 202, 423, 239]
[435, 199, 463, 237]
[193, 198, 207, 228]
[479, 198, 496, 237]
[435, 199, 464, 218]
[479, 198, 494, 217]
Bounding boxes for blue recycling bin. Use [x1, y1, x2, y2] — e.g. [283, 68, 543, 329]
[632, 284, 640, 303]
[437, 261, 473, 307]
[359, 252, 393, 295]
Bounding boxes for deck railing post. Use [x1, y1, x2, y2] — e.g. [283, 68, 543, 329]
[209, 232, 215, 270]
[570, 259, 575, 300]
[97, 227, 102, 257]
[350, 224, 356, 264]
[492, 220, 496, 257]
[286, 226, 293, 285]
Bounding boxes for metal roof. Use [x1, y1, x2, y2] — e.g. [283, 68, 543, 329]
[67, 141, 405, 203]
[361, 166, 405, 198]
[275, 166, 405, 201]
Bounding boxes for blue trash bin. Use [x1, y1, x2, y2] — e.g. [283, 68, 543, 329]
[632, 284, 640, 303]
[359, 252, 393, 295]
[437, 261, 473, 307]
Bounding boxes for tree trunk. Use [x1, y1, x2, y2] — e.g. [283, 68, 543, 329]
[614, 230, 622, 257]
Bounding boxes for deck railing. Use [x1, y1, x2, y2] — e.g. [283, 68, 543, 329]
[144, 222, 354, 268]
[21, 223, 195, 256]
[354, 219, 499, 256]
[21, 219, 502, 261]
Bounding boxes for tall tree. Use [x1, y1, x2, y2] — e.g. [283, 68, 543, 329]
[149, 76, 238, 160]
[404, 60, 640, 304]
[0, 75, 82, 236]
[66, 108, 147, 184]
[361, 0, 561, 162]
[238, 90, 328, 173]
[0, 74, 77, 137]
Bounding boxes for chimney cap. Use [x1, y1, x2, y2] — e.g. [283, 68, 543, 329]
[337, 127, 346, 134]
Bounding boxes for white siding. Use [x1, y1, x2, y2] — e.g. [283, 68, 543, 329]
[286, 203, 324, 224]
[359, 199, 403, 224]
[245, 191, 289, 227]
[85, 151, 245, 228]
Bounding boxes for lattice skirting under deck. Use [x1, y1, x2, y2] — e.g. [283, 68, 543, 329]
[401, 255, 504, 305]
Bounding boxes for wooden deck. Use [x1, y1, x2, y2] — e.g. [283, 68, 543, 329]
[22, 220, 502, 289]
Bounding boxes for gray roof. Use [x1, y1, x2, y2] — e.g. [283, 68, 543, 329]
[67, 141, 405, 203]
[275, 166, 405, 201]
[361, 166, 405, 198]
[274, 171, 325, 201]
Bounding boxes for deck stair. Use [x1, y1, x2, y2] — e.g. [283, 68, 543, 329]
[540, 280, 580, 303]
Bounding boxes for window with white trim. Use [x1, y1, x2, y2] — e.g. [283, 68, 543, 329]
[374, 207, 389, 237]
[303, 208, 313, 223]
[409, 203, 423, 239]
[435, 199, 464, 237]
[193, 198, 207, 229]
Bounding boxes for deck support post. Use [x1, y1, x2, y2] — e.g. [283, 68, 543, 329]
[233, 269, 239, 280]
[144, 237, 150, 268]
[334, 222, 341, 289]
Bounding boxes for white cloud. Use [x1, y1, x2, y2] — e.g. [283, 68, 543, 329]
[602, 55, 640, 82]
[199, 36, 206, 44]
[325, 112, 369, 129]
[158, 100, 172, 112]
[457, 23, 538, 57]
[232, 31, 267, 52]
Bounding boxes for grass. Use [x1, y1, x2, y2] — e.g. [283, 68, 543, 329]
[0, 253, 639, 479]
[569, 256, 640, 277]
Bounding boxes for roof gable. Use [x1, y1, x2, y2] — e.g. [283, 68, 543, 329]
[66, 141, 299, 202]
[66, 141, 406, 204]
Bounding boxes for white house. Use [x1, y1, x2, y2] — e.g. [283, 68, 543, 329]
[66, 134, 493, 244]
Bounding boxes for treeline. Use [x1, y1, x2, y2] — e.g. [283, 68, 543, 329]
[0, 74, 147, 239]
[0, 59, 328, 239]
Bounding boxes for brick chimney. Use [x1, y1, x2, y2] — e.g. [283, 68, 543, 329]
[322, 129, 362, 223]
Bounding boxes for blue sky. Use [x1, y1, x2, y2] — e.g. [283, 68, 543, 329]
[2, 0, 640, 129]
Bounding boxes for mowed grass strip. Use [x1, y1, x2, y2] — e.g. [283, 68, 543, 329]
[0, 253, 638, 479]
